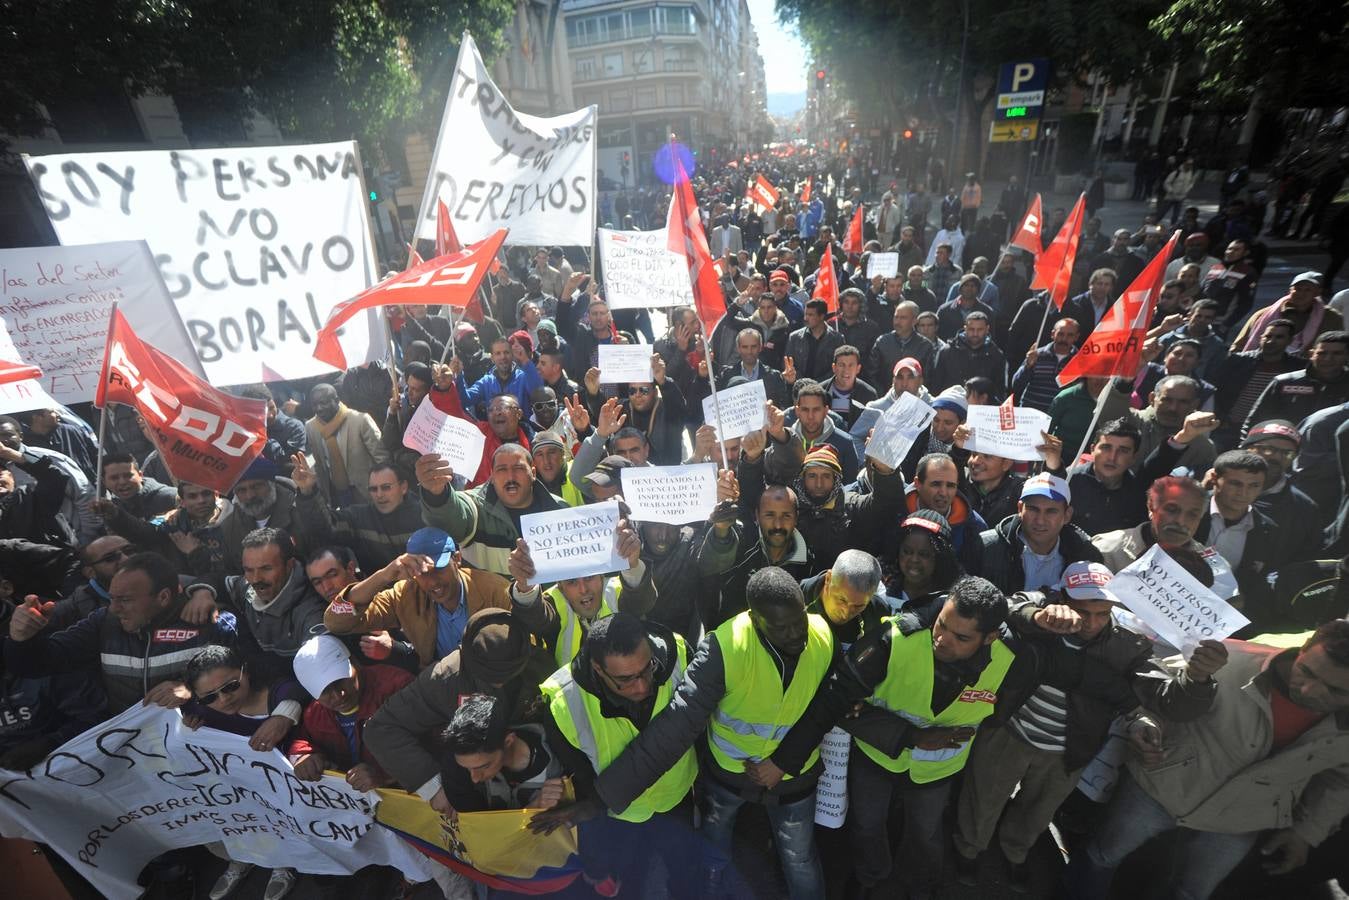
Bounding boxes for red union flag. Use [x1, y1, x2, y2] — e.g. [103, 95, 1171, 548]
[314, 229, 508, 369]
[812, 243, 839, 313]
[667, 156, 725, 334]
[1032, 194, 1086, 309]
[96, 308, 267, 494]
[844, 204, 864, 255]
[800, 176, 813, 205]
[1008, 193, 1044, 255]
[998, 394, 1017, 430]
[1057, 230, 1181, 386]
[745, 174, 779, 213]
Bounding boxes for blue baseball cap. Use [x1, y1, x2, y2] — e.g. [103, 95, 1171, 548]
[407, 527, 458, 568]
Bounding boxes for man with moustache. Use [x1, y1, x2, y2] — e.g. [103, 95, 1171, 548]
[1092, 476, 1212, 573]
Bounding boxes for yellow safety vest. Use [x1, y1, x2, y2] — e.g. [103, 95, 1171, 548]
[561, 479, 585, 508]
[857, 620, 1014, 783]
[541, 634, 695, 823]
[707, 611, 834, 778]
[544, 579, 621, 666]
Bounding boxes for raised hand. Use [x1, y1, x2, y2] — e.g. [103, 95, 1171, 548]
[651, 353, 666, 384]
[584, 367, 601, 397]
[291, 452, 318, 495]
[415, 454, 455, 495]
[563, 394, 591, 434]
[508, 538, 537, 592]
[597, 398, 627, 438]
[8, 595, 55, 641]
[781, 356, 797, 384]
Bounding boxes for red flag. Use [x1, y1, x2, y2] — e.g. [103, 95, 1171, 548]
[667, 156, 725, 335]
[405, 245, 425, 269]
[435, 200, 462, 257]
[1056, 230, 1182, 387]
[1008, 193, 1044, 255]
[314, 229, 508, 370]
[1032, 194, 1086, 309]
[800, 177, 812, 205]
[998, 393, 1017, 430]
[812, 244, 839, 313]
[745, 174, 779, 213]
[844, 204, 864, 255]
[96, 308, 267, 494]
[0, 359, 42, 386]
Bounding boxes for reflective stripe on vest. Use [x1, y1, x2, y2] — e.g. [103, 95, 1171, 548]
[706, 611, 834, 778]
[547, 580, 620, 666]
[857, 619, 1015, 782]
[541, 634, 694, 823]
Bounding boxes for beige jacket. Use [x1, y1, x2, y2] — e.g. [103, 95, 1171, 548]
[1130, 640, 1349, 845]
[1092, 524, 1206, 574]
[304, 409, 389, 500]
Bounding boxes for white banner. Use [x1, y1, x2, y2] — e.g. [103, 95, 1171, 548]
[867, 252, 899, 279]
[520, 500, 626, 582]
[620, 463, 718, 525]
[597, 344, 653, 384]
[24, 142, 383, 385]
[401, 398, 487, 475]
[0, 241, 202, 403]
[0, 705, 434, 900]
[963, 404, 1052, 462]
[813, 727, 851, 828]
[701, 378, 767, 441]
[597, 228, 694, 310]
[413, 33, 597, 246]
[864, 391, 934, 468]
[1109, 544, 1250, 656]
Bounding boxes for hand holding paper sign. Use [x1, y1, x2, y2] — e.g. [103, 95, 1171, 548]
[1109, 545, 1250, 657]
[519, 501, 627, 583]
[415, 453, 455, 496]
[402, 398, 486, 476]
[597, 344, 654, 384]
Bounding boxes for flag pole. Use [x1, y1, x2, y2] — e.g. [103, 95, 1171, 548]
[93, 300, 119, 499]
[1073, 376, 1115, 464]
[701, 334, 730, 472]
[439, 307, 457, 365]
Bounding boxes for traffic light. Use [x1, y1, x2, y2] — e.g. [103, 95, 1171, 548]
[903, 129, 914, 140]
[363, 164, 380, 203]
[815, 68, 826, 83]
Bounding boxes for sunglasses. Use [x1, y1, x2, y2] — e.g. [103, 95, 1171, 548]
[533, 401, 558, 411]
[195, 672, 244, 706]
[91, 546, 136, 567]
[628, 386, 653, 396]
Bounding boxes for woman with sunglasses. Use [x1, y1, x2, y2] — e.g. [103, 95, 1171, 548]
[182, 645, 305, 900]
[883, 510, 963, 613]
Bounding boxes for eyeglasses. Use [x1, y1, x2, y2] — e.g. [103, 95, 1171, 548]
[533, 401, 558, 411]
[195, 671, 245, 705]
[628, 386, 653, 396]
[91, 546, 136, 567]
[600, 658, 655, 687]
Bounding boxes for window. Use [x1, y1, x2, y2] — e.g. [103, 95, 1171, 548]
[574, 57, 596, 81]
[628, 8, 651, 37]
[634, 50, 654, 74]
[665, 85, 684, 106]
[609, 90, 631, 112]
[636, 88, 657, 108]
[602, 52, 623, 77]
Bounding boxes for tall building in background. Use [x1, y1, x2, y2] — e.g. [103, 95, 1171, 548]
[560, 0, 769, 188]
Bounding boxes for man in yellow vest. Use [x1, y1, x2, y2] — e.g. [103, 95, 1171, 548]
[751, 575, 1132, 900]
[534, 611, 698, 896]
[535, 566, 837, 899]
[505, 520, 656, 665]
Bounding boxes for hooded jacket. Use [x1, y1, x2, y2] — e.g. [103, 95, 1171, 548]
[286, 663, 414, 777]
[225, 561, 326, 660]
[977, 515, 1103, 596]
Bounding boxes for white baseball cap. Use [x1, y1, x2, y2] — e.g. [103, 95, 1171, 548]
[1055, 561, 1115, 602]
[293, 634, 354, 699]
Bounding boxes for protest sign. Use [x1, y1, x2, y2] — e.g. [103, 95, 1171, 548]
[0, 241, 201, 403]
[963, 404, 1052, 462]
[814, 728, 851, 828]
[0, 705, 435, 900]
[620, 463, 718, 525]
[867, 252, 900, 279]
[401, 398, 487, 476]
[412, 33, 596, 246]
[1109, 544, 1250, 655]
[598, 228, 695, 310]
[597, 344, 653, 384]
[0, 377, 59, 416]
[24, 142, 383, 385]
[864, 392, 934, 468]
[520, 500, 627, 582]
[701, 378, 767, 440]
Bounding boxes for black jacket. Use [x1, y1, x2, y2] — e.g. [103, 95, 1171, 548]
[1245, 368, 1349, 437]
[1210, 350, 1303, 425]
[930, 335, 1007, 394]
[978, 515, 1103, 595]
[968, 474, 1026, 532]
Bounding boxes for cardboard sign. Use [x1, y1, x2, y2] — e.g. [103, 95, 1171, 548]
[864, 391, 934, 467]
[25, 142, 383, 385]
[411, 33, 596, 246]
[597, 344, 654, 384]
[701, 378, 767, 440]
[813, 727, 851, 828]
[867, 252, 900, 279]
[1109, 544, 1250, 656]
[0, 241, 201, 403]
[401, 399, 486, 476]
[520, 500, 627, 582]
[963, 404, 1052, 462]
[598, 228, 695, 310]
[620, 463, 718, 525]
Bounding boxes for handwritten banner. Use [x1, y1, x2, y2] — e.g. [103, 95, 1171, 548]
[864, 391, 934, 467]
[401, 398, 486, 476]
[597, 228, 695, 310]
[1109, 544, 1250, 656]
[597, 344, 654, 384]
[867, 252, 899, 279]
[0, 241, 201, 403]
[24, 142, 384, 386]
[813, 728, 851, 828]
[619, 463, 718, 525]
[701, 378, 767, 441]
[0, 705, 434, 900]
[963, 404, 1052, 462]
[519, 500, 627, 582]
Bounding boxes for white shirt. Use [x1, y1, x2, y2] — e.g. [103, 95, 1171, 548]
[1207, 498, 1253, 568]
[1021, 538, 1064, 593]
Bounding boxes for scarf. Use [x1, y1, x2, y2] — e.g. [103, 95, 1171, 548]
[1241, 295, 1326, 354]
[317, 403, 352, 491]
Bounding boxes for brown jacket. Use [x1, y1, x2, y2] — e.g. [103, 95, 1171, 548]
[324, 567, 511, 669]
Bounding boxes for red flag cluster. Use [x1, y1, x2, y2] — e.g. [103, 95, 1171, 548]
[96, 308, 268, 494]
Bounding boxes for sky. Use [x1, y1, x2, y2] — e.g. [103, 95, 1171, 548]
[745, 0, 806, 95]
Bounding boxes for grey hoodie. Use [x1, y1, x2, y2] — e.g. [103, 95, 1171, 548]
[226, 561, 326, 659]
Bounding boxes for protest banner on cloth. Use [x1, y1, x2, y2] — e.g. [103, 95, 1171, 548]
[701, 378, 767, 441]
[814, 728, 851, 828]
[411, 33, 596, 246]
[620, 463, 718, 525]
[0, 705, 436, 900]
[864, 391, 934, 468]
[519, 500, 627, 582]
[0, 241, 201, 403]
[866, 252, 900, 279]
[401, 398, 487, 476]
[597, 344, 653, 384]
[24, 143, 383, 385]
[963, 403, 1052, 462]
[1109, 544, 1250, 655]
[597, 228, 695, 310]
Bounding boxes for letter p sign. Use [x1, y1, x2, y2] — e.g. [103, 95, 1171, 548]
[1012, 63, 1036, 92]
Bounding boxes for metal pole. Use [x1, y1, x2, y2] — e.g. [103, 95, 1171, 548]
[947, 0, 971, 183]
[701, 334, 730, 471]
[1073, 377, 1115, 464]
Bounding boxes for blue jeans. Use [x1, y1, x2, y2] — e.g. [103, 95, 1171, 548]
[699, 776, 824, 900]
[1065, 772, 1260, 899]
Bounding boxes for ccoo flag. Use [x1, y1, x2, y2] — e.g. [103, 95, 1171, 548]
[1008, 193, 1044, 255]
[667, 156, 725, 334]
[745, 174, 779, 214]
[812, 243, 839, 313]
[1031, 193, 1086, 309]
[96, 308, 268, 494]
[1057, 229, 1182, 386]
